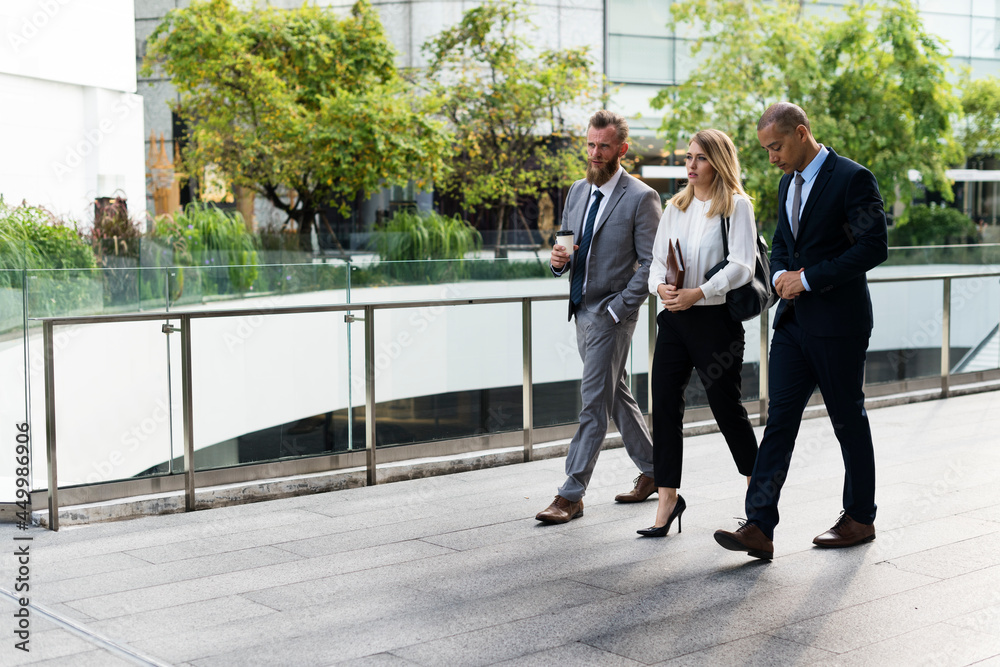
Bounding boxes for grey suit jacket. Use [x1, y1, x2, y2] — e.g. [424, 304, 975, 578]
[556, 171, 662, 322]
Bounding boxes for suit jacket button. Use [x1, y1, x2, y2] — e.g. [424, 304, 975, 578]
[794, 252, 800, 258]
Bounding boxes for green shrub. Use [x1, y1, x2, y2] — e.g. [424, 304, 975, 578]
[374, 210, 481, 262]
[371, 210, 482, 284]
[153, 204, 260, 296]
[890, 204, 978, 246]
[0, 198, 100, 324]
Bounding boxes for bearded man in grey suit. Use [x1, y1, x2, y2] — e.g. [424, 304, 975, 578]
[536, 110, 662, 524]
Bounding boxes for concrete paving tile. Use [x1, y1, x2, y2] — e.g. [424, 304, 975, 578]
[338, 654, 421, 666]
[945, 600, 1000, 637]
[496, 640, 645, 666]
[769, 565, 1000, 654]
[243, 577, 442, 616]
[865, 515, 999, 563]
[41, 545, 303, 604]
[29, 649, 138, 666]
[961, 503, 1000, 525]
[86, 594, 278, 643]
[808, 622, 1000, 667]
[4, 628, 97, 666]
[388, 622, 567, 667]
[120, 503, 439, 565]
[277, 498, 536, 558]
[30, 552, 151, 584]
[884, 529, 1000, 579]
[30, 509, 324, 561]
[63, 540, 454, 620]
[652, 634, 836, 666]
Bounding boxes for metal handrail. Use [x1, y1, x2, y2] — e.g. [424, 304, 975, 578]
[35, 268, 1000, 530]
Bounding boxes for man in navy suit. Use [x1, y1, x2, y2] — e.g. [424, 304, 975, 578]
[714, 103, 888, 559]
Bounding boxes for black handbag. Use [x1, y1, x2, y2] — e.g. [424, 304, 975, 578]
[704, 216, 779, 321]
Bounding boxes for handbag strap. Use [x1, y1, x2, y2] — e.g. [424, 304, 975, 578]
[719, 216, 730, 259]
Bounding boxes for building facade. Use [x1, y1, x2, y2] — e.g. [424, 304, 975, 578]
[1, 0, 145, 222]
[134, 0, 1000, 231]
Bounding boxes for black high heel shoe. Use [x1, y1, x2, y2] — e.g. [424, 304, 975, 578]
[637, 495, 686, 537]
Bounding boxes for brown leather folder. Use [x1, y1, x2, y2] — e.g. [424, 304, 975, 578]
[665, 240, 685, 288]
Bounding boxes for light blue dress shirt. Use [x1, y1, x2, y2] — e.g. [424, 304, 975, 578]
[773, 145, 828, 292]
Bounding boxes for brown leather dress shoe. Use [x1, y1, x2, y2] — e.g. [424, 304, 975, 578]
[714, 522, 774, 560]
[813, 512, 875, 548]
[614, 474, 657, 503]
[535, 495, 584, 524]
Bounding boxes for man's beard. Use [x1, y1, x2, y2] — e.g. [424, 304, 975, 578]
[586, 155, 619, 187]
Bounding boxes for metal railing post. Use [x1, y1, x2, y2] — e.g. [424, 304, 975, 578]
[941, 277, 951, 397]
[43, 321, 59, 531]
[364, 304, 377, 485]
[180, 315, 196, 511]
[759, 308, 770, 426]
[522, 298, 533, 462]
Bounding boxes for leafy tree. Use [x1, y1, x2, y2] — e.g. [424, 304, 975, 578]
[959, 75, 1000, 159]
[421, 0, 601, 242]
[143, 0, 450, 247]
[652, 0, 963, 227]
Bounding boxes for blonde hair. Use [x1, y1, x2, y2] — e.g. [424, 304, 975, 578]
[668, 129, 751, 219]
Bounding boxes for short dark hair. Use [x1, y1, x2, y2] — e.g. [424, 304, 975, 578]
[757, 102, 810, 136]
[589, 109, 629, 144]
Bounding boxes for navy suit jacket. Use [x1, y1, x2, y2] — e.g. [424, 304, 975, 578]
[770, 148, 888, 337]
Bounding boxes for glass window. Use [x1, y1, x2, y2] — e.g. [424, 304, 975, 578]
[971, 0, 998, 18]
[972, 17, 999, 57]
[609, 35, 674, 83]
[919, 0, 973, 15]
[922, 13, 973, 57]
[608, 0, 673, 38]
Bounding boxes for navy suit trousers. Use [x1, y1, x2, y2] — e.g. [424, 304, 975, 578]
[746, 308, 877, 539]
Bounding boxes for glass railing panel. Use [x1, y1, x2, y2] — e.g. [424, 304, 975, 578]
[188, 309, 354, 469]
[26, 319, 178, 487]
[0, 268, 28, 502]
[166, 262, 349, 311]
[868, 275, 945, 383]
[530, 298, 583, 429]
[949, 274, 1000, 373]
[884, 243, 1000, 270]
[363, 300, 526, 446]
[350, 257, 557, 302]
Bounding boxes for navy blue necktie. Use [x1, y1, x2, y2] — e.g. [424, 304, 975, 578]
[570, 189, 603, 305]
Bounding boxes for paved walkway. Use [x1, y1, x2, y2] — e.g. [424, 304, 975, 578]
[2, 391, 1000, 666]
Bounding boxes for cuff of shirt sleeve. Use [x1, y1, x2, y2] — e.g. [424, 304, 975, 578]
[800, 271, 812, 291]
[607, 305, 619, 323]
[772, 269, 786, 287]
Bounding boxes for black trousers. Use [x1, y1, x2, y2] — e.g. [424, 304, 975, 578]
[746, 309, 876, 540]
[651, 305, 758, 488]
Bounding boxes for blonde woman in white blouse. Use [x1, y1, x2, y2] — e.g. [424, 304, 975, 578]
[638, 129, 759, 537]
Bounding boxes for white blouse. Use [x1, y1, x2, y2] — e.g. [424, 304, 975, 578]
[648, 194, 756, 306]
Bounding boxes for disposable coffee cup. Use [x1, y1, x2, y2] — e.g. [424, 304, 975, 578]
[555, 230, 574, 261]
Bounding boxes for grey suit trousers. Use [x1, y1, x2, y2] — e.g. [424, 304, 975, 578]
[558, 308, 655, 501]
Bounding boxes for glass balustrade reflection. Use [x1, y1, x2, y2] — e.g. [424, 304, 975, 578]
[357, 300, 527, 446]
[0, 269, 29, 498]
[188, 310, 354, 469]
[27, 319, 178, 487]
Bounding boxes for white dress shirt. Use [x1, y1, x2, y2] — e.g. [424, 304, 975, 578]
[555, 167, 627, 320]
[648, 194, 755, 306]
